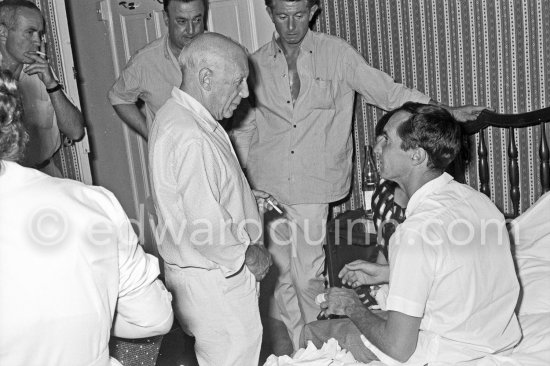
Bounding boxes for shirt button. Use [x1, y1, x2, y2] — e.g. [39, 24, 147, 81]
[291, 150, 294, 154]
[293, 125, 297, 128]
[282, 73, 286, 78]
[287, 100, 290, 104]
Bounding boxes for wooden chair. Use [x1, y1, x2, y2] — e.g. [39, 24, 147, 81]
[464, 106, 550, 217]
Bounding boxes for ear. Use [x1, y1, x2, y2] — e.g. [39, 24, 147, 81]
[308, 4, 319, 22]
[410, 147, 428, 167]
[198, 67, 213, 91]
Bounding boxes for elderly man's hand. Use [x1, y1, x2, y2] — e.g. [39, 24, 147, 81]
[446, 105, 487, 122]
[339, 260, 389, 287]
[251, 189, 283, 214]
[244, 244, 272, 281]
[320, 287, 364, 317]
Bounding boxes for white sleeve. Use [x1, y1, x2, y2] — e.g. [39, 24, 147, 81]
[108, 192, 173, 338]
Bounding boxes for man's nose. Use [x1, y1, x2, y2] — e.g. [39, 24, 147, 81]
[288, 18, 296, 31]
[239, 81, 249, 98]
[185, 22, 193, 34]
[373, 140, 382, 154]
[32, 33, 41, 45]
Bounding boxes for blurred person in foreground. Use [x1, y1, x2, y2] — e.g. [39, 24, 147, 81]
[0, 70, 173, 366]
[0, 0, 84, 177]
[149, 33, 273, 366]
[302, 102, 520, 365]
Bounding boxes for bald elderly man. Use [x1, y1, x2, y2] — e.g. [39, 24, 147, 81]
[148, 33, 273, 366]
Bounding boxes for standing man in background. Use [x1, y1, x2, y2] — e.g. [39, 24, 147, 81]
[109, 0, 206, 139]
[0, 0, 85, 178]
[149, 33, 272, 366]
[231, 0, 486, 350]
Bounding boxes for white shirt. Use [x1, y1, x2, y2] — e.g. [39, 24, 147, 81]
[0, 162, 173, 366]
[149, 88, 262, 277]
[386, 173, 521, 364]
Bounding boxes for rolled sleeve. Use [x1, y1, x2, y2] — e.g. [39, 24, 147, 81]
[344, 47, 431, 111]
[108, 60, 143, 106]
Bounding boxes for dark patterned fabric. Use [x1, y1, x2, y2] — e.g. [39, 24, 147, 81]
[372, 179, 406, 261]
[109, 336, 163, 366]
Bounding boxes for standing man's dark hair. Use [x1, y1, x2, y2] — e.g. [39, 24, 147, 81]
[264, 0, 320, 9]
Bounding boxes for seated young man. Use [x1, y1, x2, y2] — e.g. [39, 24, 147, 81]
[301, 102, 521, 364]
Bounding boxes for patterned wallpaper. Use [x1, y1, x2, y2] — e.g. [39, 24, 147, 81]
[314, 0, 550, 216]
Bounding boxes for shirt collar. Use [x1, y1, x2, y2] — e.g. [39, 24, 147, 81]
[268, 29, 314, 57]
[405, 172, 454, 217]
[170, 87, 219, 132]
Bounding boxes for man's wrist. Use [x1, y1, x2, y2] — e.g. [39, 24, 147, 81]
[46, 83, 63, 94]
[345, 303, 368, 318]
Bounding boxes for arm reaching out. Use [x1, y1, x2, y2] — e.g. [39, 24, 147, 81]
[339, 260, 390, 287]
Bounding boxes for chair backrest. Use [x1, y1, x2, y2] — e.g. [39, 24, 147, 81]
[464, 107, 550, 217]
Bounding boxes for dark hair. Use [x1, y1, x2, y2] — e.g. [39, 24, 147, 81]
[375, 102, 462, 171]
[265, 0, 320, 9]
[163, 0, 208, 14]
[0, 70, 27, 164]
[0, 0, 41, 30]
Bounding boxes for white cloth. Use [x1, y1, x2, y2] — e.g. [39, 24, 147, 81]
[508, 191, 550, 315]
[265, 203, 327, 350]
[264, 338, 369, 366]
[373, 173, 521, 364]
[165, 265, 262, 366]
[108, 33, 181, 132]
[0, 161, 173, 366]
[149, 88, 263, 365]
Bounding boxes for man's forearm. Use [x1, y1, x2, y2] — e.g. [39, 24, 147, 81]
[49, 90, 85, 140]
[345, 305, 415, 362]
[113, 103, 148, 139]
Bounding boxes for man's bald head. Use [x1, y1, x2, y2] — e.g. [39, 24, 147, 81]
[178, 32, 246, 79]
[179, 33, 249, 120]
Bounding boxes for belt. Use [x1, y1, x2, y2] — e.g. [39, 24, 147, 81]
[225, 263, 246, 279]
[32, 146, 61, 170]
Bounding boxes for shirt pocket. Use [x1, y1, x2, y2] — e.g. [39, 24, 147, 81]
[309, 77, 334, 110]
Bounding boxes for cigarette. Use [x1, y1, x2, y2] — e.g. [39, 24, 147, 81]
[35, 51, 47, 57]
[267, 199, 283, 214]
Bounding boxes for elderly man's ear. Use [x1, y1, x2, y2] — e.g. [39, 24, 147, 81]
[198, 67, 213, 91]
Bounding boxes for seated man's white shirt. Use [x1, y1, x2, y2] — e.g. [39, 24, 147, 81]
[375, 173, 521, 364]
[0, 162, 173, 366]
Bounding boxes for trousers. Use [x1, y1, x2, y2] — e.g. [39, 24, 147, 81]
[264, 203, 327, 350]
[165, 264, 262, 366]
